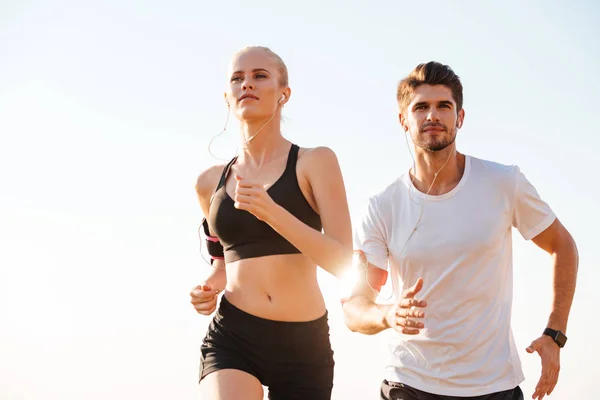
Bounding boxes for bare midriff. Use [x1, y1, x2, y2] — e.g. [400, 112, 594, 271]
[223, 253, 326, 322]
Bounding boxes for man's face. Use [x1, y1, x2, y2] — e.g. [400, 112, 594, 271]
[401, 84, 464, 152]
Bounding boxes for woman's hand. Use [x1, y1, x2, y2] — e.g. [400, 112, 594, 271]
[233, 174, 280, 223]
[190, 283, 220, 315]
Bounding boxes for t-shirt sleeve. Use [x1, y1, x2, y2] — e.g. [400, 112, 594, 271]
[512, 166, 556, 240]
[353, 196, 389, 270]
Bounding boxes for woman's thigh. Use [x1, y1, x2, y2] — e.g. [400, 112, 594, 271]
[200, 369, 264, 400]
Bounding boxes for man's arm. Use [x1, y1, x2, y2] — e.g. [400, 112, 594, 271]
[342, 259, 426, 335]
[531, 218, 579, 334]
[342, 269, 391, 335]
[526, 218, 578, 400]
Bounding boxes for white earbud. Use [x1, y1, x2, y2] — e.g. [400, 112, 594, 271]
[278, 94, 285, 103]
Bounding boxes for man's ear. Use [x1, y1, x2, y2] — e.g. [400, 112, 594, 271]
[399, 113, 408, 132]
[456, 108, 465, 128]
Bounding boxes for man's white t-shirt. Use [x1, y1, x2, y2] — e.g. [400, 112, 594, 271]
[354, 155, 556, 396]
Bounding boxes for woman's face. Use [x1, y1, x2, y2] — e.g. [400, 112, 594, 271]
[225, 48, 287, 121]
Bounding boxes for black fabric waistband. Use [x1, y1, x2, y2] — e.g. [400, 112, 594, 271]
[216, 295, 329, 338]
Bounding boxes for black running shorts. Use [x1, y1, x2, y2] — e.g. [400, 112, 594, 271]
[199, 296, 335, 400]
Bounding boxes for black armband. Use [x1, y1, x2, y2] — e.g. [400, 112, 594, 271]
[202, 218, 224, 263]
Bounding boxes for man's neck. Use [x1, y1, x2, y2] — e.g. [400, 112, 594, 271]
[410, 146, 466, 196]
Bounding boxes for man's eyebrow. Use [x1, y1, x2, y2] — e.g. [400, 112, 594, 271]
[412, 100, 454, 108]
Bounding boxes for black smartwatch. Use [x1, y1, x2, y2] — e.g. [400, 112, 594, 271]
[543, 328, 567, 348]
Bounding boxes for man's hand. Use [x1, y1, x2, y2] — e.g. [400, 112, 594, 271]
[526, 335, 561, 399]
[384, 278, 427, 334]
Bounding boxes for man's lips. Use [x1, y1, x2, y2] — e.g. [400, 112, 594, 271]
[422, 125, 445, 132]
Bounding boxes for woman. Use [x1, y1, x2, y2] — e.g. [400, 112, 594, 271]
[190, 46, 352, 400]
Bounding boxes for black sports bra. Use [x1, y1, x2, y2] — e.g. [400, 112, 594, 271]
[207, 144, 322, 263]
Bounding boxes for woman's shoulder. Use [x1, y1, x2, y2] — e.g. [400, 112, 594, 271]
[297, 145, 339, 165]
[195, 163, 229, 200]
[296, 145, 343, 188]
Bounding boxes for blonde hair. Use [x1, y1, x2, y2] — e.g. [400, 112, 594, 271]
[234, 46, 289, 87]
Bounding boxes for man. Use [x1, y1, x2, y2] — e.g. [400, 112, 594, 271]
[342, 62, 578, 400]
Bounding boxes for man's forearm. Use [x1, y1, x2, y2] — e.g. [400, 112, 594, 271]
[546, 238, 579, 333]
[342, 296, 391, 335]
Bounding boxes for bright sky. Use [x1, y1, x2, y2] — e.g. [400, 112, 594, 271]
[1, 1, 598, 399]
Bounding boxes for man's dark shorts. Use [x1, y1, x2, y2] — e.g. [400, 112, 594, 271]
[381, 380, 524, 400]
